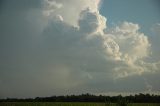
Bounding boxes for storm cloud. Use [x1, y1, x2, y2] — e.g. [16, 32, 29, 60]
[0, 0, 160, 98]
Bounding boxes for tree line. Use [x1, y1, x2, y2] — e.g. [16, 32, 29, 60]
[0, 93, 160, 103]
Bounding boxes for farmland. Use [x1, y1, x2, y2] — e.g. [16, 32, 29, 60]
[0, 102, 160, 106]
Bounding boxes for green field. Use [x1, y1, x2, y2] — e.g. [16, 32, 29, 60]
[0, 102, 160, 106]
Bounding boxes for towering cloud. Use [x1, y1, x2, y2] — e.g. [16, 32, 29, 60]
[0, 0, 159, 98]
[43, 0, 101, 26]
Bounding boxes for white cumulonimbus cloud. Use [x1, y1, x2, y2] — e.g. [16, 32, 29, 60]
[0, 0, 159, 98]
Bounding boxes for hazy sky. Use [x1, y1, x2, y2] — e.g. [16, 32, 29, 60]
[0, 0, 160, 98]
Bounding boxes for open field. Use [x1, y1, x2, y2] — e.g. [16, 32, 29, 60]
[0, 102, 160, 106]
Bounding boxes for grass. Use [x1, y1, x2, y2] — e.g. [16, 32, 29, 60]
[0, 102, 160, 106]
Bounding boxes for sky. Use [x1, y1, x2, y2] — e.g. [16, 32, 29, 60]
[100, 0, 160, 35]
[0, 0, 160, 98]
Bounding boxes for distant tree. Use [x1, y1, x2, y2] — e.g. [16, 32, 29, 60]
[105, 97, 111, 106]
[0, 93, 160, 103]
[116, 98, 129, 106]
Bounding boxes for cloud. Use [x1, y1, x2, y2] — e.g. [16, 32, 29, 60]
[104, 22, 154, 78]
[107, 22, 150, 60]
[0, 0, 160, 98]
[43, 0, 101, 26]
[79, 8, 106, 34]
